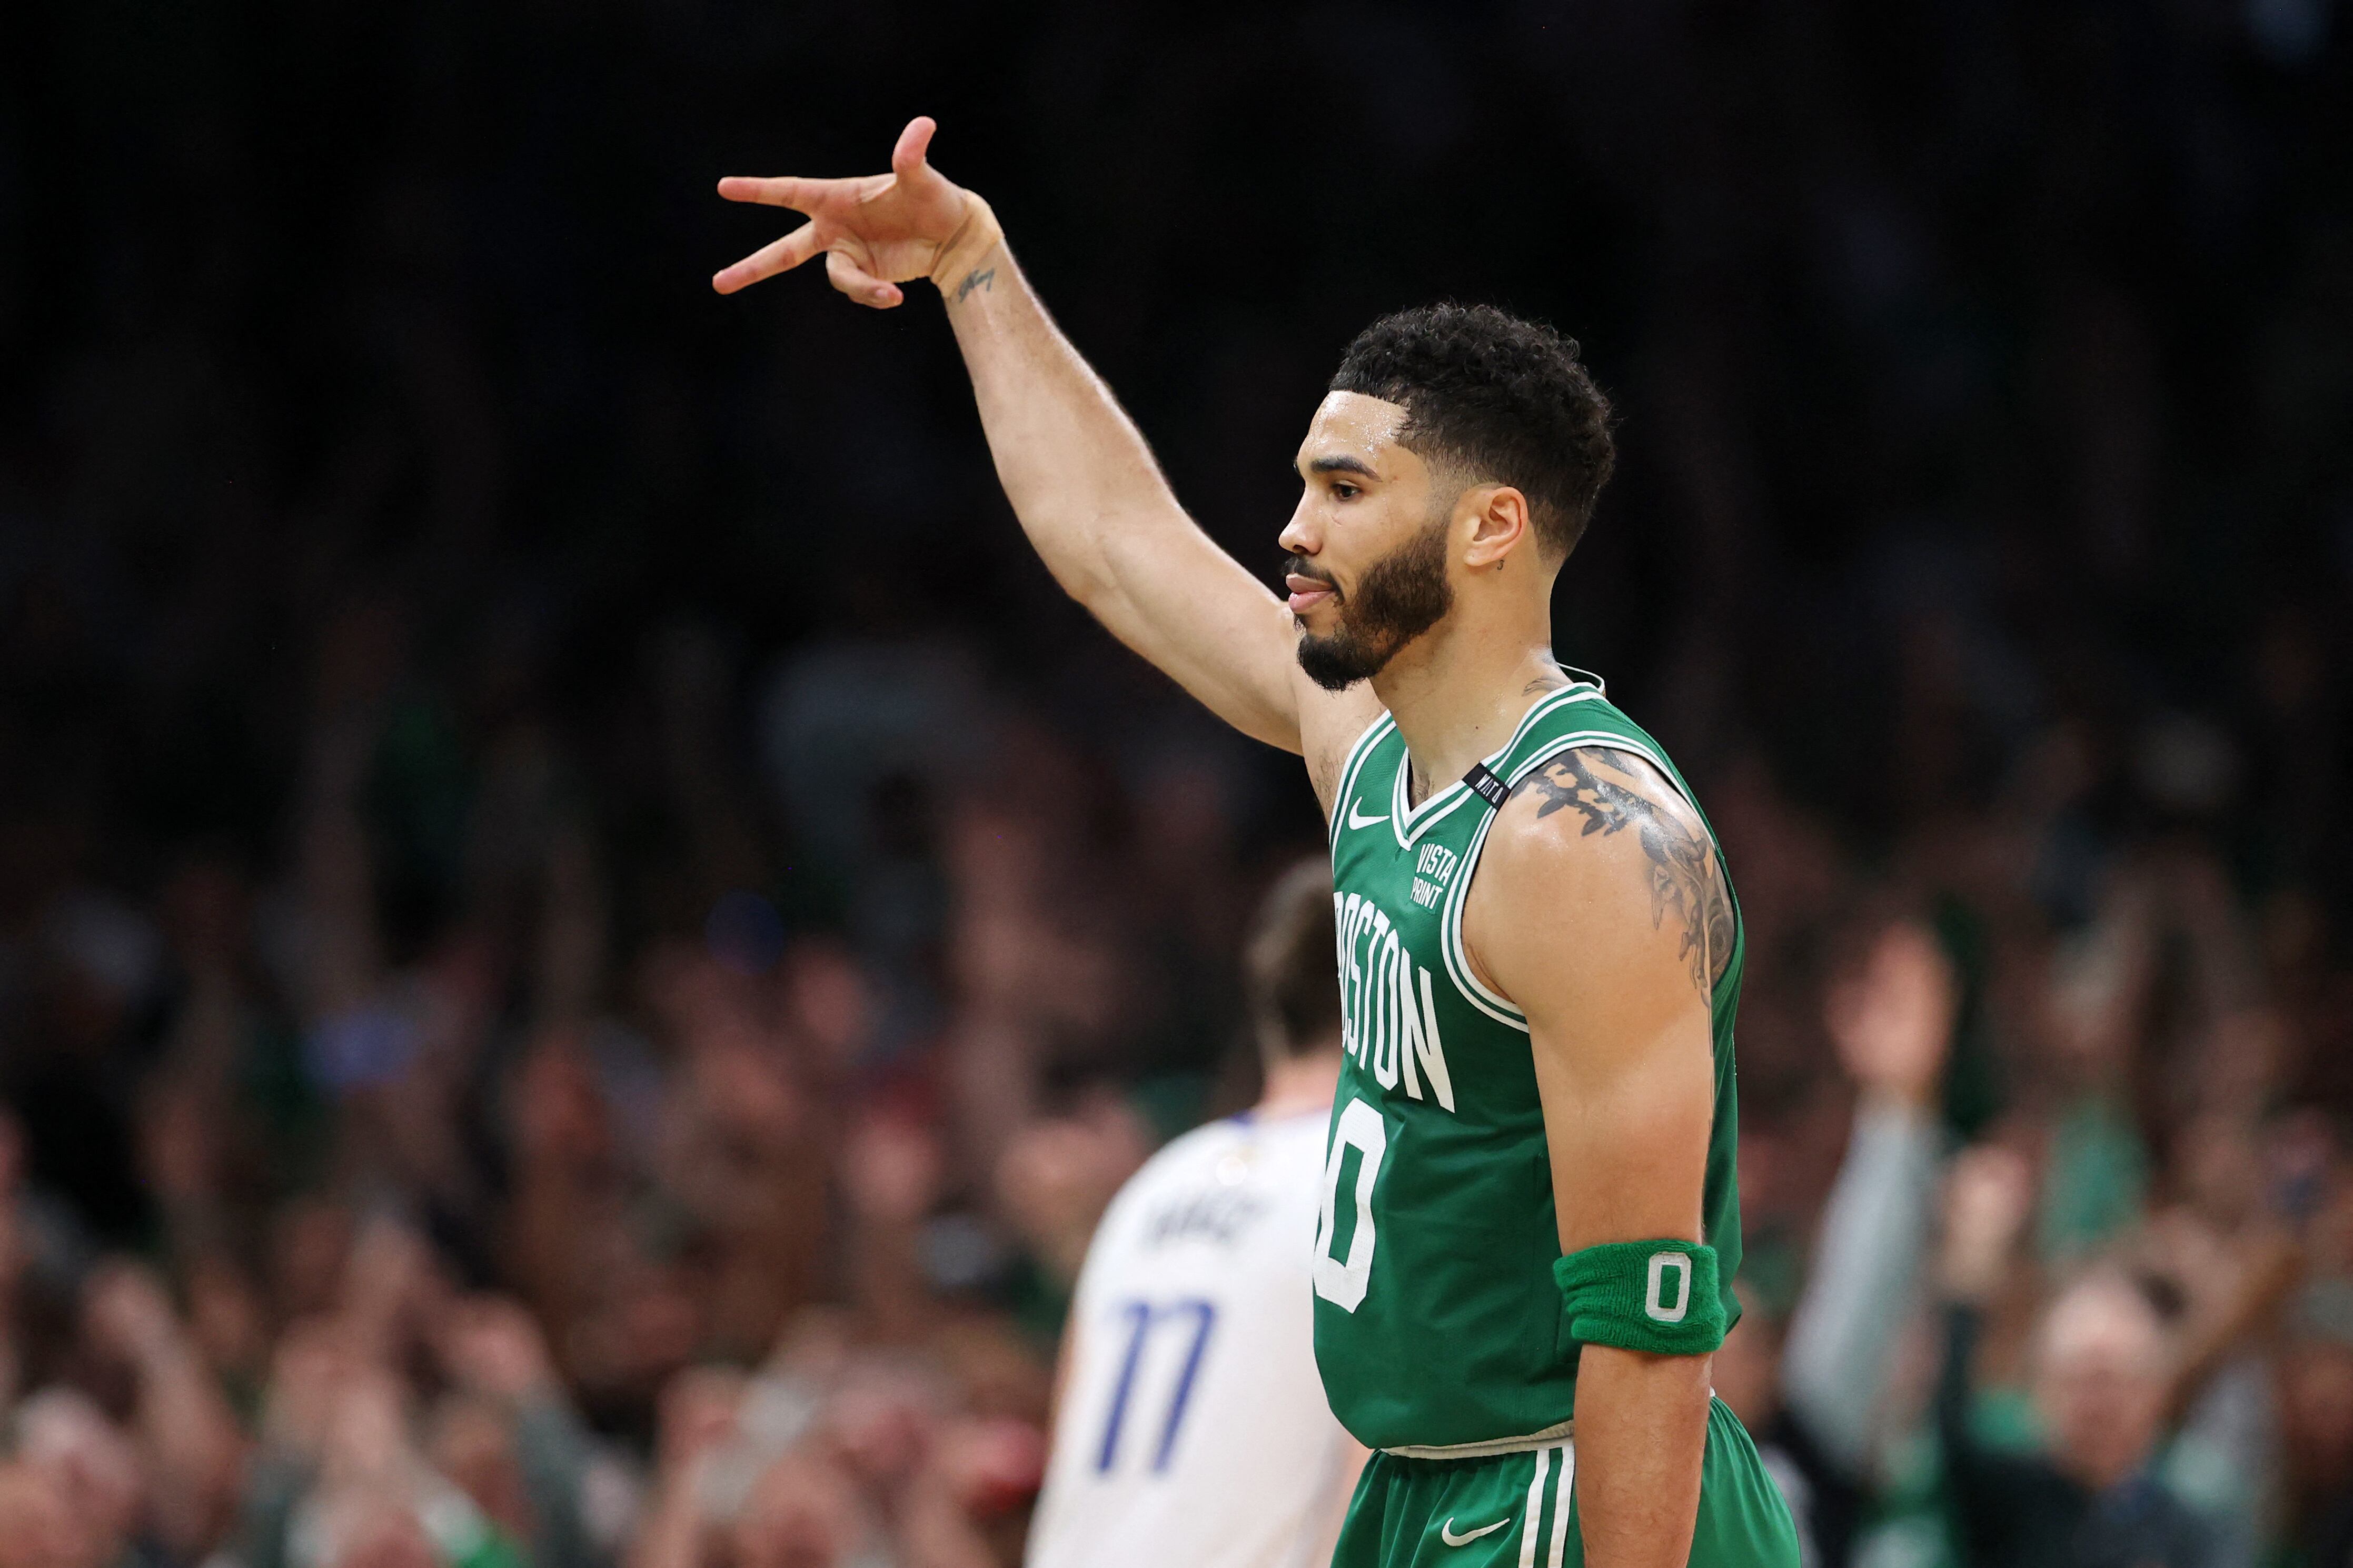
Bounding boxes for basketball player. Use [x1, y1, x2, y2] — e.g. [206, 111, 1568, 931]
[1027, 860, 1367, 1568]
[713, 119, 1798, 1568]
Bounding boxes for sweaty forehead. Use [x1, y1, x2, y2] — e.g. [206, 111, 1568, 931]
[1298, 391, 1417, 476]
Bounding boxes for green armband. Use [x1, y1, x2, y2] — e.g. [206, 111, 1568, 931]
[1553, 1240, 1726, 1356]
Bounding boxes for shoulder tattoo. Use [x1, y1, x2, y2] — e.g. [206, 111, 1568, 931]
[1513, 747, 1735, 998]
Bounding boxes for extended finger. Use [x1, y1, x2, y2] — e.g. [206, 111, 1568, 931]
[716, 175, 826, 210]
[711, 223, 825, 295]
[826, 249, 904, 310]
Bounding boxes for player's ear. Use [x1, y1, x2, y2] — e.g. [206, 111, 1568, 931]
[1461, 485, 1532, 571]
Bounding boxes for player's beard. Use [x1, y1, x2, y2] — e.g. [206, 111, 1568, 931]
[1292, 513, 1455, 692]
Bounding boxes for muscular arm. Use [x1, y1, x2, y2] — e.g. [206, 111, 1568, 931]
[715, 118, 1377, 794]
[936, 243, 1309, 752]
[1463, 747, 1733, 1568]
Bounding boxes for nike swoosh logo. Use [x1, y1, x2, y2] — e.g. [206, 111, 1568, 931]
[1439, 1517, 1510, 1547]
[1345, 797, 1389, 831]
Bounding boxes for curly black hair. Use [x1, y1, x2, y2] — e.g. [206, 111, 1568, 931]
[1328, 303, 1615, 558]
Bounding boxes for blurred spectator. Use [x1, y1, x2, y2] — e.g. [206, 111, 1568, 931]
[13, 1388, 145, 1568]
[1715, 921, 1963, 1567]
[1935, 1147, 2215, 1568]
[3, 1, 2353, 1563]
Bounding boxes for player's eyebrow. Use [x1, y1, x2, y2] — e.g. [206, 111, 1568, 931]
[1302, 454, 1378, 479]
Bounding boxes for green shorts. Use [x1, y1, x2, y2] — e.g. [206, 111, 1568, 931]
[1331, 1398, 1798, 1568]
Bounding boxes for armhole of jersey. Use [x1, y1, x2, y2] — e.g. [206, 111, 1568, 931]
[1437, 727, 1722, 1030]
[1326, 712, 1395, 845]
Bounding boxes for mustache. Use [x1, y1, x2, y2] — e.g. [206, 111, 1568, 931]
[1285, 556, 1340, 595]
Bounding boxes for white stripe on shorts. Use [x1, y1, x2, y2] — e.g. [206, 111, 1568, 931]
[1548, 1441, 1576, 1568]
[1518, 1446, 1551, 1568]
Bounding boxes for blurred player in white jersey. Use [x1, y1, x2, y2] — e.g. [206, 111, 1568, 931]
[1028, 860, 1367, 1568]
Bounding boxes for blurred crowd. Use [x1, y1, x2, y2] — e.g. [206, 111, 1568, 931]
[5, 0, 2353, 1565]
[8, 661, 2353, 1568]
[0, 590, 1213, 1568]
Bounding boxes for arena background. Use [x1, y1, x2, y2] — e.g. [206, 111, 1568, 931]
[1, 2, 2351, 1565]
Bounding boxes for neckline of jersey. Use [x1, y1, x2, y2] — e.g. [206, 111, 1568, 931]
[1387, 683, 1601, 849]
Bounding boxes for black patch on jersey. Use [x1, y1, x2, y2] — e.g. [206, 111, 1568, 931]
[1463, 761, 1511, 808]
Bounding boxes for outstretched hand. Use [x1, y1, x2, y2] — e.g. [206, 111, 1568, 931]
[713, 116, 985, 307]
[1825, 921, 1957, 1110]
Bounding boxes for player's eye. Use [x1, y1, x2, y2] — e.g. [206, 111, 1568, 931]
[1331, 482, 1361, 500]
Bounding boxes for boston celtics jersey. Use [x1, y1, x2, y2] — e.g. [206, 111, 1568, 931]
[1311, 678, 1747, 1453]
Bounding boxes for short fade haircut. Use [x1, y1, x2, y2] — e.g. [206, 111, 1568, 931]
[1244, 858, 1342, 1064]
[1329, 303, 1616, 558]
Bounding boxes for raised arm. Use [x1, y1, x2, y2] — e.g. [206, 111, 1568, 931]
[715, 118, 1338, 765]
[1779, 922, 1955, 1474]
[1463, 747, 1733, 1568]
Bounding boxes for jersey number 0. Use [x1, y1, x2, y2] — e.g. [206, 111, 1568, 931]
[1313, 1097, 1387, 1312]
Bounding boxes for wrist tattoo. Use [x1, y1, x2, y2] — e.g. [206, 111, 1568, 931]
[955, 266, 996, 304]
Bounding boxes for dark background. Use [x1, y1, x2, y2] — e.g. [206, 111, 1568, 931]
[11, 0, 2350, 882]
[2, 3, 2352, 1566]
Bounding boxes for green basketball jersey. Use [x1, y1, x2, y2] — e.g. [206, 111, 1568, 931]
[1311, 678, 1748, 1453]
